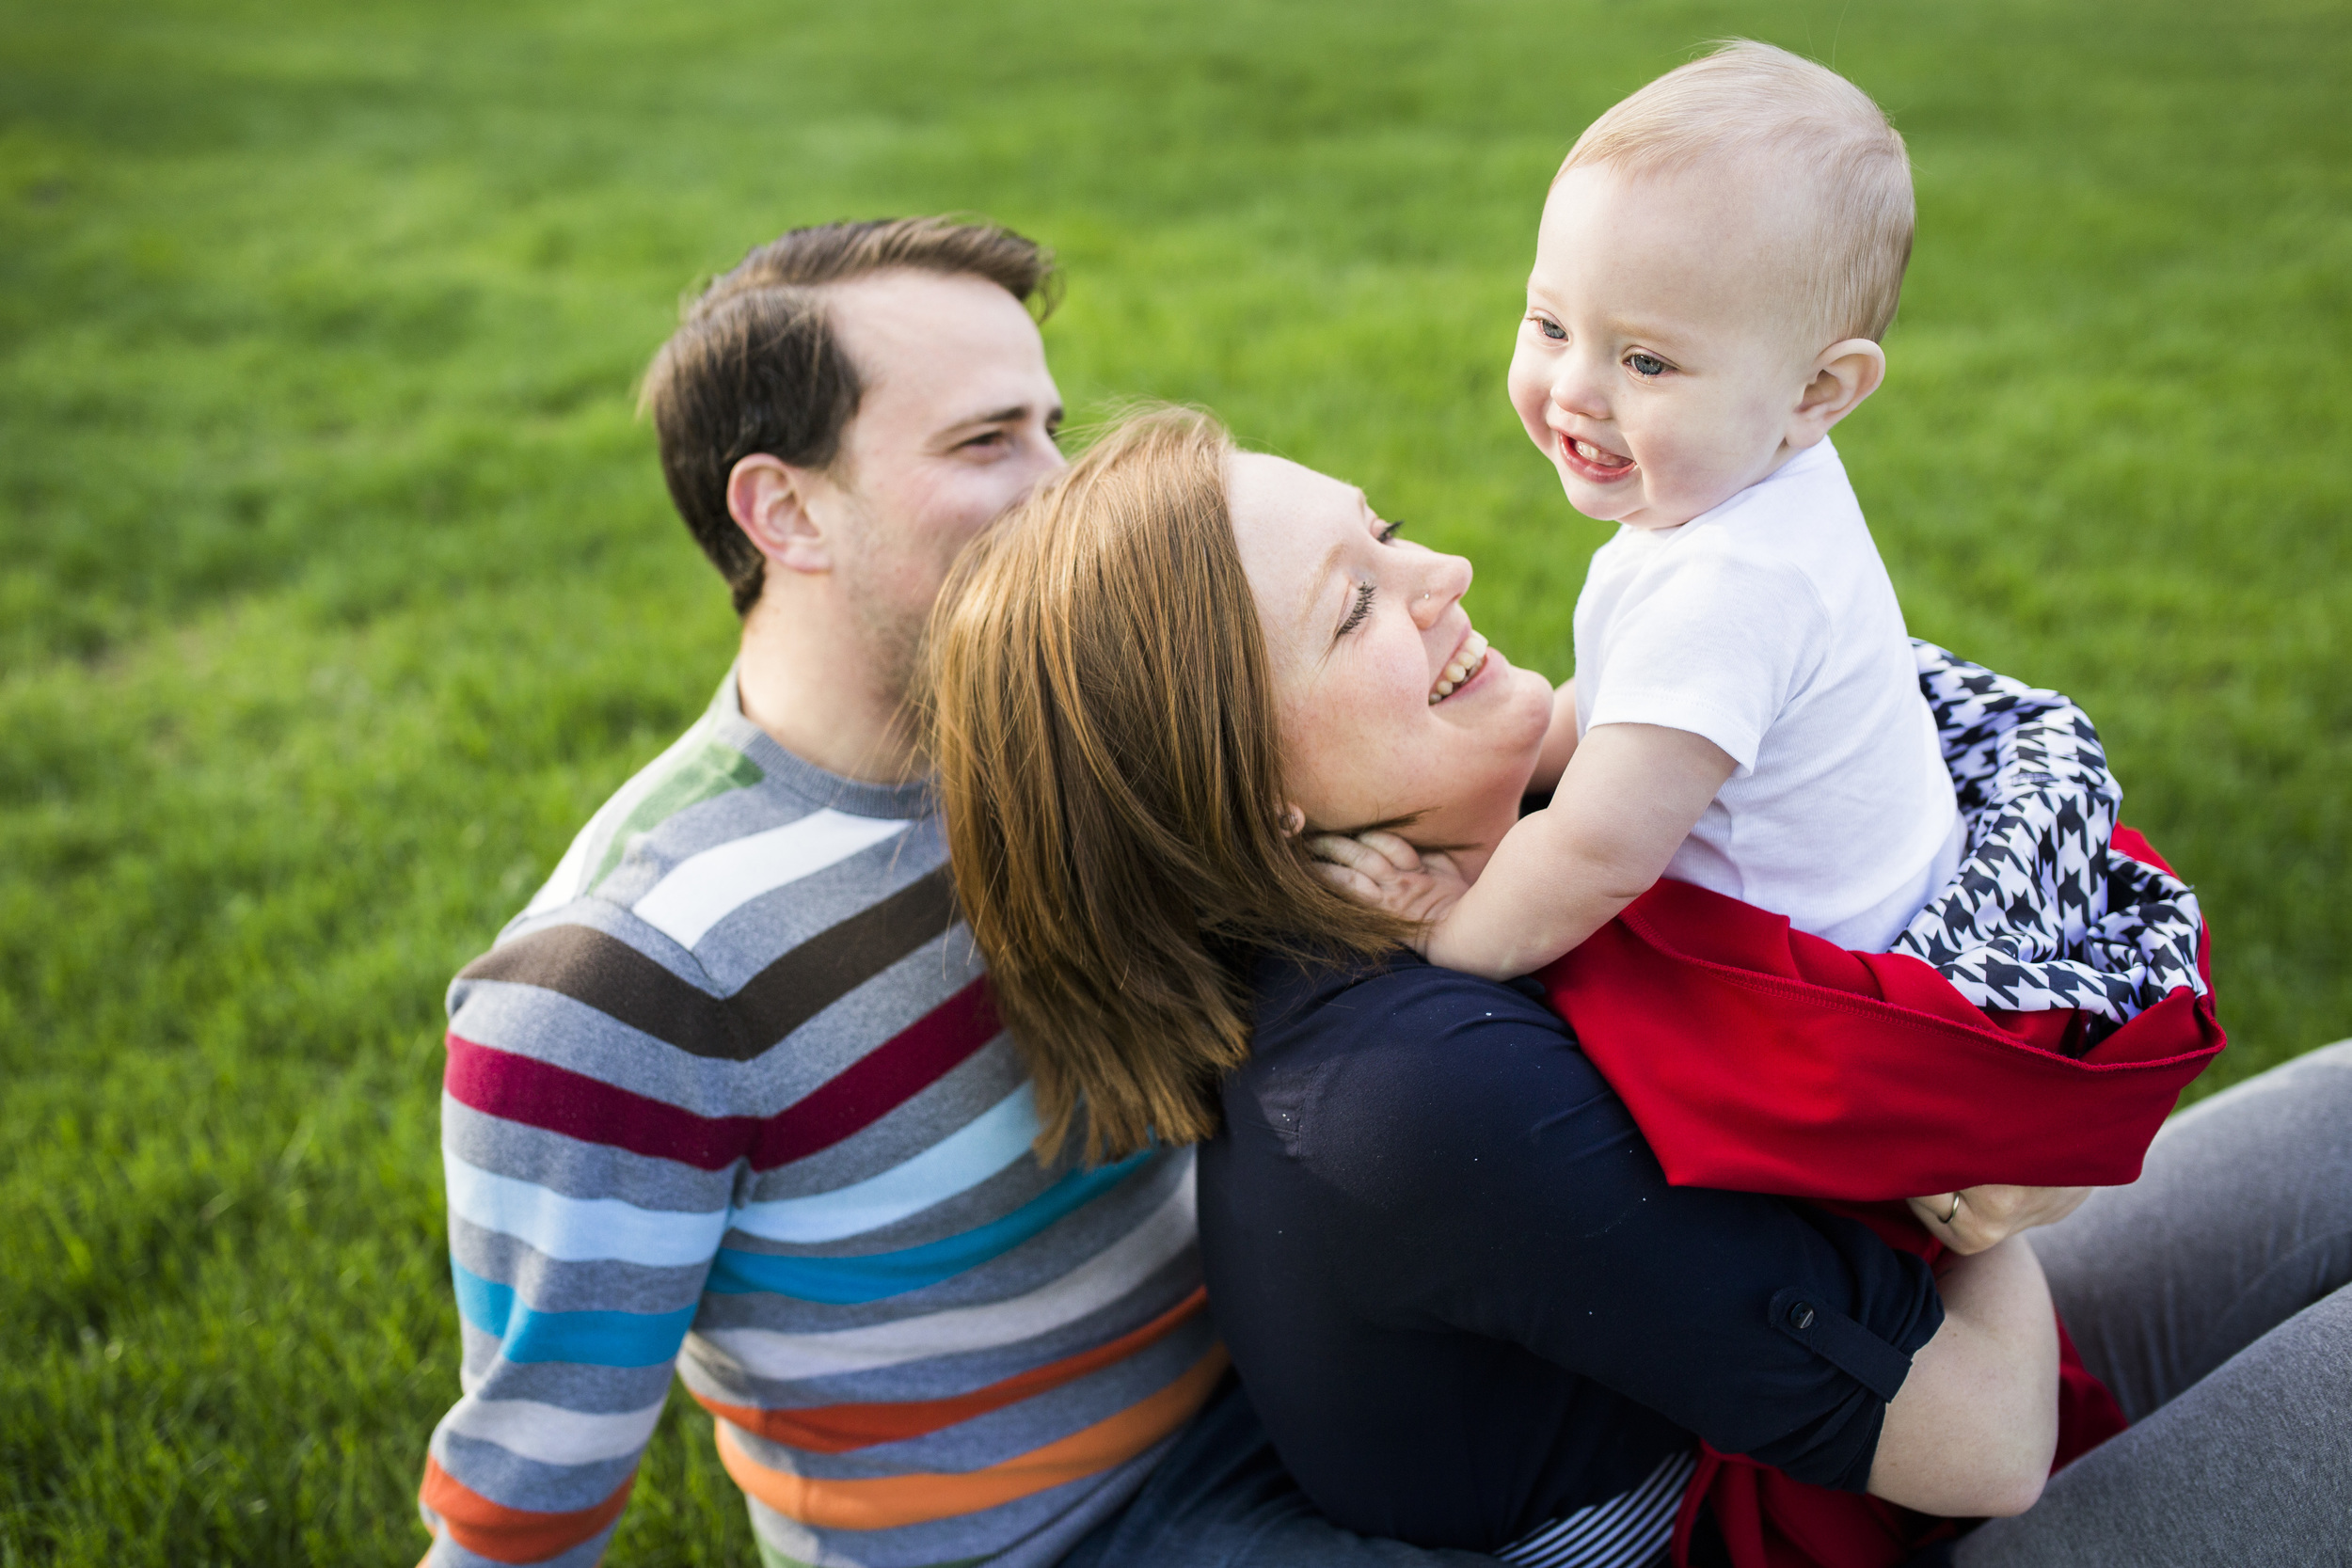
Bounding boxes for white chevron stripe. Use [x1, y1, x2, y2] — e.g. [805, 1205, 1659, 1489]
[1497, 1448, 1694, 1568]
[442, 1395, 665, 1467]
[522, 715, 721, 918]
[731, 1083, 1038, 1244]
[697, 1160, 1196, 1378]
[632, 808, 912, 951]
[446, 1150, 728, 1268]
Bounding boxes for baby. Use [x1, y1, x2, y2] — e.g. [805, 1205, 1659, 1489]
[1330, 41, 1964, 977]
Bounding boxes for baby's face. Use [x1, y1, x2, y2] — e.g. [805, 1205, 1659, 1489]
[1509, 161, 1826, 531]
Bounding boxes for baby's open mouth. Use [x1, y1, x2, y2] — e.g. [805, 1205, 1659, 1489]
[1561, 431, 1636, 482]
[1430, 630, 1490, 705]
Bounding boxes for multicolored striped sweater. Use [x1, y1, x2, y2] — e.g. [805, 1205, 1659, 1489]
[418, 671, 1217, 1568]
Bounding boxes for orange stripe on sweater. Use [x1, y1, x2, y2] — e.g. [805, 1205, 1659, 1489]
[715, 1342, 1229, 1531]
[694, 1285, 1209, 1453]
[420, 1458, 633, 1565]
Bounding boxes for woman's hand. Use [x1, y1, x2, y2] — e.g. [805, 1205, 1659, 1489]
[1907, 1183, 2094, 1255]
[1307, 830, 1470, 942]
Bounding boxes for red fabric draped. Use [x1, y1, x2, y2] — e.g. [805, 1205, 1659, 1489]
[1538, 828, 2217, 1568]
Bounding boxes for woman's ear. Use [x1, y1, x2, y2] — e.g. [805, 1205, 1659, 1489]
[1277, 803, 1307, 837]
[727, 453, 834, 576]
[1788, 338, 1887, 447]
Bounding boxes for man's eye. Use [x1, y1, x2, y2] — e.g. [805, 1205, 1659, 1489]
[1534, 317, 1567, 341]
[1627, 352, 1668, 377]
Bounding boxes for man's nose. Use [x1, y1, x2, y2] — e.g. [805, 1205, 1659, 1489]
[1411, 552, 1473, 630]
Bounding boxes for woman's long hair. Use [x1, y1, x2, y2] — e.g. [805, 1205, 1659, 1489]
[923, 406, 1413, 1164]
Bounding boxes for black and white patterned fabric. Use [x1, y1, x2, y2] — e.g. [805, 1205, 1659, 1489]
[1497, 1449, 1694, 1568]
[1893, 642, 2206, 1049]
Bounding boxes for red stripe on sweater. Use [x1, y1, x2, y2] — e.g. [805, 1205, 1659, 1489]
[444, 979, 1002, 1172]
[750, 978, 1000, 1168]
[421, 1458, 632, 1564]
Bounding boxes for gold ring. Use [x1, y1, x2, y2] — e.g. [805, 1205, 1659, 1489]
[1941, 1194, 1963, 1226]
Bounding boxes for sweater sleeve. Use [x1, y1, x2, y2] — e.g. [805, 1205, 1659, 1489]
[1295, 965, 1942, 1490]
[417, 912, 743, 1567]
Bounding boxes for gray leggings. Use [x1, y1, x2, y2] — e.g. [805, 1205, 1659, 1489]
[1954, 1039, 2352, 1568]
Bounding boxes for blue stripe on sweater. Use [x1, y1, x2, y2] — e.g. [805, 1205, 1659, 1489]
[451, 1260, 698, 1368]
[705, 1149, 1152, 1304]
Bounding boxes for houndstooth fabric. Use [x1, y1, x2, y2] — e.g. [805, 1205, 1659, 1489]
[1893, 642, 2206, 1049]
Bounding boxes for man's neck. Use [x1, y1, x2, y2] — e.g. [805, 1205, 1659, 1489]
[734, 590, 923, 786]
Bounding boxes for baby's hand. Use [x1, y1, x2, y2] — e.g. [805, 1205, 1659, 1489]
[1307, 830, 1469, 948]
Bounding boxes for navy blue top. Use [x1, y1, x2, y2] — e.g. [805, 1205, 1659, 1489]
[1196, 953, 1945, 1552]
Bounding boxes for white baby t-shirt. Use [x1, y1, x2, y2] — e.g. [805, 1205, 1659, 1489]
[1572, 436, 1961, 952]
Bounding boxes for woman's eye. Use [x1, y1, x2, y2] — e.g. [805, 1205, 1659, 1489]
[1338, 581, 1375, 637]
[1377, 520, 1405, 545]
[1627, 352, 1668, 378]
[1534, 317, 1567, 341]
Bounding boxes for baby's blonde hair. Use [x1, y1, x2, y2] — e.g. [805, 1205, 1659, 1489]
[1561, 40, 1914, 344]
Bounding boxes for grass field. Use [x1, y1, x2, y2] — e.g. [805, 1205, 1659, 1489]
[2, 0, 2346, 1561]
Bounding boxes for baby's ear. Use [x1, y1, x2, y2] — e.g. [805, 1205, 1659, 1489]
[1793, 339, 1887, 439]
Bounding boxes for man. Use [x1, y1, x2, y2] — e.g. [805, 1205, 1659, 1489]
[416, 217, 1489, 1567]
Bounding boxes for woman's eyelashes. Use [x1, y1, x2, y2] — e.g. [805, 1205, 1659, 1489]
[1334, 522, 1404, 639]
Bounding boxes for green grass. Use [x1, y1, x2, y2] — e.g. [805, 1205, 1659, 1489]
[2, 0, 2346, 1561]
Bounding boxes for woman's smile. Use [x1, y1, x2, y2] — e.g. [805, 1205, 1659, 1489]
[1430, 628, 1491, 704]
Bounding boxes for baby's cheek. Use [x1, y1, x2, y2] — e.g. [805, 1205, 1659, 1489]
[1503, 356, 1550, 437]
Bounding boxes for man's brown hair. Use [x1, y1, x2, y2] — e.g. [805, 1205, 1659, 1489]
[923, 406, 1413, 1165]
[640, 216, 1060, 613]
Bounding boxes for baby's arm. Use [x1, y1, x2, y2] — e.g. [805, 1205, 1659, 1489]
[1320, 723, 1735, 981]
[1427, 722, 1733, 978]
[1530, 680, 1580, 797]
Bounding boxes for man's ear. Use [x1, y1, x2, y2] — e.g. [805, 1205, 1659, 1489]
[727, 453, 833, 576]
[1788, 338, 1887, 446]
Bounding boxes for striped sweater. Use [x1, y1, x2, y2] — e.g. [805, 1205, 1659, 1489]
[419, 670, 1216, 1568]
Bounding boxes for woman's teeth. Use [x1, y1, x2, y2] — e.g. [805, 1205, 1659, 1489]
[1430, 631, 1490, 704]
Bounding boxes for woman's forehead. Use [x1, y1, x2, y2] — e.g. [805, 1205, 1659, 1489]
[1231, 451, 1367, 559]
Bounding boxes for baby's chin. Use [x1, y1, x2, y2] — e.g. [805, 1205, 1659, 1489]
[1554, 463, 1645, 525]
[1556, 467, 1712, 531]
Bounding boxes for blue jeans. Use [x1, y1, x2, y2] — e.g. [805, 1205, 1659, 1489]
[1058, 1373, 1498, 1567]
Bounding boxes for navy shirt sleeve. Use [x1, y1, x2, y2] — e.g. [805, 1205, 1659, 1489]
[1205, 954, 1942, 1539]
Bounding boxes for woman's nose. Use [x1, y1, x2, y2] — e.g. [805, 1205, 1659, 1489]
[1412, 553, 1473, 630]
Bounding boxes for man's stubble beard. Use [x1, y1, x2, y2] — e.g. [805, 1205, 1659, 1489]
[828, 494, 930, 732]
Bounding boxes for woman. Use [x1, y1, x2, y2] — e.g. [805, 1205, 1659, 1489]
[924, 408, 2352, 1567]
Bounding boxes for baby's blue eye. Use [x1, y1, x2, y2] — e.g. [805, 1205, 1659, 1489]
[1628, 352, 1668, 377]
[1535, 317, 1566, 341]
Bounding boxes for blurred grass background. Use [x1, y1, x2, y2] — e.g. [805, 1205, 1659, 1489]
[2, 0, 2345, 1561]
